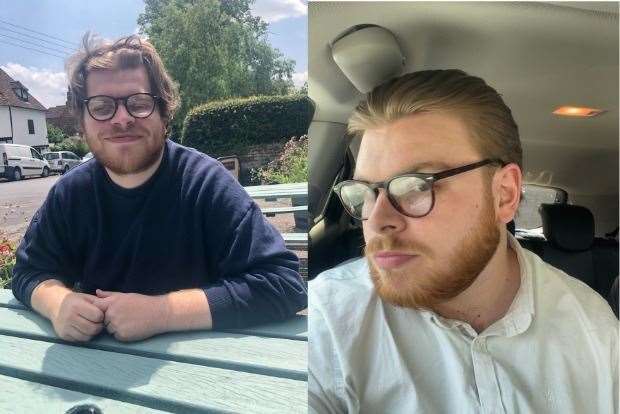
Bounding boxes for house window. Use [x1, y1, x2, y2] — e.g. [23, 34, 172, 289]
[12, 87, 29, 101]
[27, 119, 35, 134]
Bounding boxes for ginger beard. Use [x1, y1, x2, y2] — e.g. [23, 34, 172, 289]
[85, 123, 165, 176]
[365, 188, 500, 310]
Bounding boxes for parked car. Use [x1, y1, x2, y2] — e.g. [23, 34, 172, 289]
[81, 152, 94, 163]
[0, 143, 50, 181]
[308, 2, 618, 306]
[42, 151, 82, 174]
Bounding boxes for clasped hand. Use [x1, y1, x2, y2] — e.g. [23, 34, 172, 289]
[52, 289, 168, 342]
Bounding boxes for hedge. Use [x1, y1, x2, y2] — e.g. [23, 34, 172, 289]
[181, 94, 313, 158]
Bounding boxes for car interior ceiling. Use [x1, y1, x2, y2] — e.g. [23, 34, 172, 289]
[307, 3, 618, 310]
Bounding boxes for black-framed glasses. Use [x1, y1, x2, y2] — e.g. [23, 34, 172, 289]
[333, 158, 505, 221]
[83, 93, 160, 121]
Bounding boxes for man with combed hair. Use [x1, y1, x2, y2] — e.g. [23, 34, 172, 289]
[309, 69, 617, 413]
[12, 34, 307, 342]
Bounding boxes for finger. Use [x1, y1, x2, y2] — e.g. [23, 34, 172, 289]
[96, 289, 115, 298]
[78, 302, 105, 323]
[68, 325, 91, 342]
[73, 315, 103, 337]
[79, 294, 99, 304]
[92, 323, 104, 336]
[103, 306, 114, 327]
[91, 297, 112, 313]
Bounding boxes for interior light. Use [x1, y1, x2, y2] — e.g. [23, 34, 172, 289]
[553, 106, 605, 117]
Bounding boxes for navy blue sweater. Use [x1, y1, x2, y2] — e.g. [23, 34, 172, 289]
[11, 139, 307, 328]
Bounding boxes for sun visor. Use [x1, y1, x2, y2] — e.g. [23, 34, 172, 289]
[330, 25, 405, 93]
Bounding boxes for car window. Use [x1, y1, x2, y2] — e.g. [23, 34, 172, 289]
[30, 148, 42, 160]
[514, 184, 567, 231]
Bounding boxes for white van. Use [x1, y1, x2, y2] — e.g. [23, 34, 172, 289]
[0, 144, 51, 181]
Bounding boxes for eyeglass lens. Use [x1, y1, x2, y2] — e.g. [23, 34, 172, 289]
[87, 94, 155, 120]
[339, 176, 433, 219]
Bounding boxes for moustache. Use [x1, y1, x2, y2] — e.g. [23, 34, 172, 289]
[364, 236, 429, 257]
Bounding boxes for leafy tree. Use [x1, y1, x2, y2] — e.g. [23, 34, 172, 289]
[47, 124, 67, 144]
[138, 0, 296, 135]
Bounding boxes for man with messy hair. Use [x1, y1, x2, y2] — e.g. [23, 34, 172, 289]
[12, 34, 307, 342]
[309, 69, 617, 413]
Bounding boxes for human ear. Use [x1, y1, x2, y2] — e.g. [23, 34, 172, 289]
[493, 163, 522, 224]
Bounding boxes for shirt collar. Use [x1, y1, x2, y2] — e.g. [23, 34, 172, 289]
[418, 233, 534, 337]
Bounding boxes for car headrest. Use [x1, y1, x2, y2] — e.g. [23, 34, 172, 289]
[539, 203, 594, 252]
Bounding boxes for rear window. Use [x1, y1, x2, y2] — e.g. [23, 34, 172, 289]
[44, 153, 59, 160]
[514, 184, 567, 230]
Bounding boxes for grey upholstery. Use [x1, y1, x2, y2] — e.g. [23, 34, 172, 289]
[521, 204, 619, 297]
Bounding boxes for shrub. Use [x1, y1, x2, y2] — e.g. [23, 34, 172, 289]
[0, 237, 16, 289]
[50, 137, 89, 157]
[253, 135, 308, 184]
[47, 124, 67, 144]
[181, 94, 313, 158]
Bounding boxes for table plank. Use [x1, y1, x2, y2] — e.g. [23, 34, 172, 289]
[281, 233, 309, 250]
[0, 289, 24, 310]
[0, 374, 168, 413]
[0, 335, 307, 413]
[245, 182, 307, 199]
[224, 315, 308, 341]
[0, 306, 306, 380]
[261, 205, 307, 215]
[0, 289, 307, 339]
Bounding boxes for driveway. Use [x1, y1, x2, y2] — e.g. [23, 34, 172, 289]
[0, 176, 59, 242]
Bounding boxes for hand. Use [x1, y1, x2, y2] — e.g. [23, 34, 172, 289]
[93, 289, 169, 342]
[51, 293, 105, 342]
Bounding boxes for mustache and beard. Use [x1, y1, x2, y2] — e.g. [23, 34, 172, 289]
[85, 123, 165, 176]
[364, 189, 500, 310]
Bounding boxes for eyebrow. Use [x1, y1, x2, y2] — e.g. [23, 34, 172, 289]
[354, 161, 453, 182]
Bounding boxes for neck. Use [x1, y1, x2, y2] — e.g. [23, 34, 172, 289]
[105, 147, 165, 189]
[432, 233, 522, 333]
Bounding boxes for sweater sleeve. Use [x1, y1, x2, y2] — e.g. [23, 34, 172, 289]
[203, 202, 307, 329]
[11, 186, 76, 309]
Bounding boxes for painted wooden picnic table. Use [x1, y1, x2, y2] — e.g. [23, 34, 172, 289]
[244, 182, 307, 200]
[0, 289, 307, 413]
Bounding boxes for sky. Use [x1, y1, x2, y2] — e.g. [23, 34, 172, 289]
[0, 0, 308, 108]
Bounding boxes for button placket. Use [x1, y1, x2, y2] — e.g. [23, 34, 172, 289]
[471, 337, 505, 414]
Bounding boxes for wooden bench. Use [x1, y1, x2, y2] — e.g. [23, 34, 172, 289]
[261, 205, 307, 217]
[245, 182, 308, 257]
[244, 182, 307, 200]
[0, 289, 307, 413]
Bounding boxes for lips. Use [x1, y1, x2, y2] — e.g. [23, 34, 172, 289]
[373, 251, 418, 269]
[105, 135, 141, 143]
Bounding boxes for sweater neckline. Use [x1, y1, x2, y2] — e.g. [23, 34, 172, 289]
[98, 139, 170, 198]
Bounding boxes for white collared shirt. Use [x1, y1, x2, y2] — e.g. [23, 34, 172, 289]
[309, 234, 618, 413]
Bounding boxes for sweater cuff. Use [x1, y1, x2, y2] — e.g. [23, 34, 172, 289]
[22, 274, 62, 310]
[204, 285, 235, 329]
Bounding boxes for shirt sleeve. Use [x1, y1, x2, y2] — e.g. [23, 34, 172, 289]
[11, 186, 76, 309]
[203, 201, 307, 329]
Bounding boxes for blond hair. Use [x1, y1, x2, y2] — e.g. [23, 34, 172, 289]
[348, 69, 522, 169]
[66, 33, 180, 128]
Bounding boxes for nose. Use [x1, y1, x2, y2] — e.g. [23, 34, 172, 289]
[365, 189, 407, 235]
[110, 101, 135, 129]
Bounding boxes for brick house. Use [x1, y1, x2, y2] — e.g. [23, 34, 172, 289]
[0, 68, 49, 153]
[46, 90, 79, 137]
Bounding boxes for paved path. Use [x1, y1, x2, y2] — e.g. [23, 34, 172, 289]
[0, 176, 59, 242]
